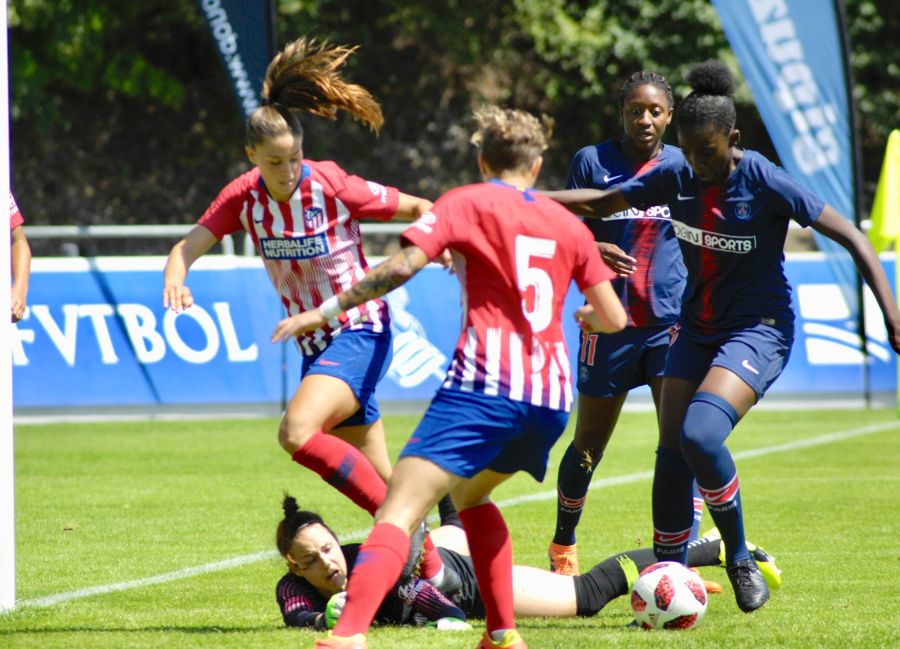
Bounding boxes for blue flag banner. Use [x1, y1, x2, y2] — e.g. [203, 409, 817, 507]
[196, 0, 276, 120]
[712, 0, 860, 314]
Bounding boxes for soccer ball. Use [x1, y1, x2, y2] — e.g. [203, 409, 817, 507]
[630, 561, 707, 630]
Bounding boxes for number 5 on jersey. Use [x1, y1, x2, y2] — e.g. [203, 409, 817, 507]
[516, 235, 557, 333]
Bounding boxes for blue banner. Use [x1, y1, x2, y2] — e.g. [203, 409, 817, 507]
[711, 0, 860, 313]
[10, 255, 897, 411]
[196, 0, 276, 120]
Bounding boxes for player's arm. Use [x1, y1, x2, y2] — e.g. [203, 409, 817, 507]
[596, 241, 636, 278]
[542, 187, 630, 219]
[271, 245, 431, 341]
[574, 280, 627, 334]
[390, 192, 433, 222]
[10, 224, 31, 322]
[390, 195, 454, 269]
[163, 225, 218, 312]
[811, 205, 900, 353]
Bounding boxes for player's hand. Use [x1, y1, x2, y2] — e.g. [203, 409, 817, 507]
[438, 249, 455, 274]
[574, 304, 605, 333]
[163, 283, 194, 312]
[324, 591, 347, 629]
[597, 242, 636, 278]
[886, 316, 900, 355]
[271, 311, 327, 342]
[10, 287, 27, 322]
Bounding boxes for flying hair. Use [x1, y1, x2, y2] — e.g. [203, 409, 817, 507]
[678, 60, 737, 135]
[470, 105, 554, 174]
[262, 37, 384, 134]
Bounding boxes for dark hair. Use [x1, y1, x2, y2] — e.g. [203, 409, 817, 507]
[470, 105, 554, 174]
[275, 493, 339, 559]
[246, 37, 384, 147]
[619, 70, 674, 109]
[678, 60, 738, 135]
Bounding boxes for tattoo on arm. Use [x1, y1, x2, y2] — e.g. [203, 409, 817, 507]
[337, 247, 423, 312]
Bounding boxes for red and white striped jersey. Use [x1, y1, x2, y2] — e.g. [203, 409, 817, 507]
[402, 180, 614, 411]
[9, 193, 23, 230]
[199, 160, 400, 355]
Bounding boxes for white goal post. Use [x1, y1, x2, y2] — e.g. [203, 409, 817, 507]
[1, 0, 16, 613]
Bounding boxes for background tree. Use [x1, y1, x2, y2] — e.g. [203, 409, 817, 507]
[7, 0, 898, 255]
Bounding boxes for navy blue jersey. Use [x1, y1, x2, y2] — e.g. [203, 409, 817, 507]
[567, 141, 686, 327]
[619, 149, 824, 332]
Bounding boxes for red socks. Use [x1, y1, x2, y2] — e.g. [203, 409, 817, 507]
[291, 433, 387, 516]
[459, 502, 515, 633]
[419, 533, 444, 581]
[333, 523, 409, 636]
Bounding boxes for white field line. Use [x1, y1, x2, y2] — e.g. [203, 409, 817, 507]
[11, 420, 898, 610]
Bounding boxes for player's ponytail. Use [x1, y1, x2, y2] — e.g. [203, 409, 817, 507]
[678, 60, 737, 135]
[275, 493, 340, 560]
[247, 37, 383, 147]
[262, 37, 383, 134]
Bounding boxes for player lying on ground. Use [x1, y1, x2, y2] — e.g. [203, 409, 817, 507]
[275, 495, 781, 630]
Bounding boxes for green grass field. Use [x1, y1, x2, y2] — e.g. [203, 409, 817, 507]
[1, 407, 899, 648]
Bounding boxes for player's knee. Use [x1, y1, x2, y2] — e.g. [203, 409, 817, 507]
[277, 415, 317, 453]
[679, 392, 738, 463]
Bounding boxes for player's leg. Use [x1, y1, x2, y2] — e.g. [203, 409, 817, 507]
[329, 456, 457, 640]
[453, 468, 522, 648]
[681, 323, 790, 612]
[329, 418, 392, 482]
[280, 373, 387, 516]
[653, 376, 700, 564]
[282, 329, 393, 518]
[550, 391, 625, 575]
[682, 366, 763, 612]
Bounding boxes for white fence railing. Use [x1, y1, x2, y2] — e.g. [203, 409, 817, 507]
[24, 222, 409, 256]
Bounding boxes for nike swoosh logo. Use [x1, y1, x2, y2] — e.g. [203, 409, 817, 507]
[318, 360, 341, 366]
[676, 193, 694, 201]
[741, 359, 760, 375]
[603, 174, 623, 183]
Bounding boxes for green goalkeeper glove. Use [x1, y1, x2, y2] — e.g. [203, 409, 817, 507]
[324, 591, 347, 629]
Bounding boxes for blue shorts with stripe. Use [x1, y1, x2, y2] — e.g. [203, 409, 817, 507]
[301, 328, 392, 428]
[664, 320, 794, 399]
[576, 325, 671, 397]
[400, 388, 570, 481]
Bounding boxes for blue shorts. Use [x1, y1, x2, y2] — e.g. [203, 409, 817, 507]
[301, 328, 392, 428]
[400, 388, 570, 481]
[576, 325, 671, 397]
[664, 321, 794, 399]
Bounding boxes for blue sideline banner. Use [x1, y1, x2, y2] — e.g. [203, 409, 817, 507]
[11, 255, 896, 410]
[712, 0, 861, 314]
[196, 0, 277, 120]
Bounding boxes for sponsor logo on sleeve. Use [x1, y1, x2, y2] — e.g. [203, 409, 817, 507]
[672, 221, 757, 253]
[411, 211, 437, 235]
[260, 234, 329, 260]
[366, 181, 388, 204]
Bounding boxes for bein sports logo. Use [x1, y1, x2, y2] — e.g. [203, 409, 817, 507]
[384, 287, 447, 388]
[795, 284, 891, 365]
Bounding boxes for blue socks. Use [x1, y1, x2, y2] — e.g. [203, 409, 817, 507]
[652, 446, 695, 563]
[681, 392, 750, 564]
